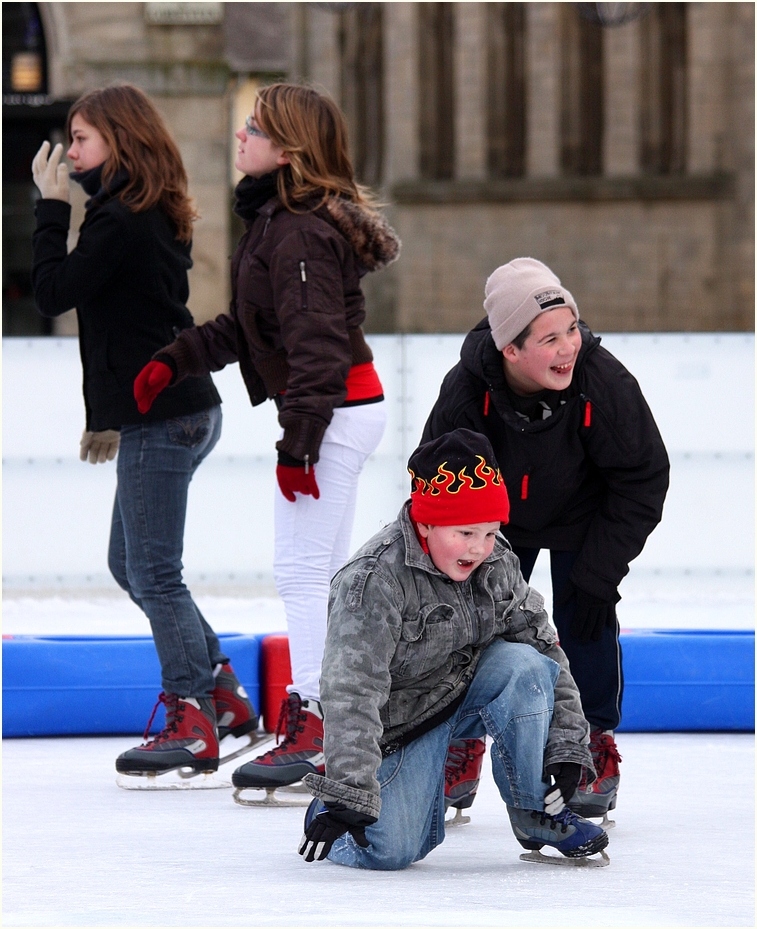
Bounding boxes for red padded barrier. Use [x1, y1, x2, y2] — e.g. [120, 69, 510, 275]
[260, 634, 293, 733]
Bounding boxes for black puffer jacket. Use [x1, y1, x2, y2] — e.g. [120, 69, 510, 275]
[422, 319, 670, 601]
[32, 197, 220, 431]
[156, 193, 400, 463]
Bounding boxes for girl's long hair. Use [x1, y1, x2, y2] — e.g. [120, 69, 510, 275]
[255, 83, 379, 214]
[66, 84, 198, 243]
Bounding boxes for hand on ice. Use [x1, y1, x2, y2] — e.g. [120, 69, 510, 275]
[32, 141, 70, 202]
[298, 802, 376, 862]
[80, 429, 120, 464]
[544, 762, 582, 815]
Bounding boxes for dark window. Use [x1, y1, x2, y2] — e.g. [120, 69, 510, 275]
[640, 2, 687, 174]
[486, 2, 526, 177]
[418, 2, 455, 180]
[560, 5, 604, 176]
[3, 2, 47, 95]
[2, 2, 66, 336]
[339, 3, 384, 188]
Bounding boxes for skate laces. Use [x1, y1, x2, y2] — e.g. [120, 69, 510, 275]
[445, 741, 476, 785]
[141, 692, 182, 743]
[260, 694, 307, 758]
[590, 732, 622, 778]
[532, 807, 581, 834]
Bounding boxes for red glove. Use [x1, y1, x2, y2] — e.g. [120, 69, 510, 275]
[134, 360, 173, 414]
[276, 463, 320, 502]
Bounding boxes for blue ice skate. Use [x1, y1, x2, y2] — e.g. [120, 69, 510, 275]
[507, 806, 610, 868]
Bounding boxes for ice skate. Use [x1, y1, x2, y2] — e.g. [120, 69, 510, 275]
[508, 806, 610, 868]
[444, 737, 486, 825]
[232, 692, 324, 807]
[116, 692, 225, 790]
[568, 729, 621, 828]
[212, 663, 271, 766]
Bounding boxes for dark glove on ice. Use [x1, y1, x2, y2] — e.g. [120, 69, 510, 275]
[560, 581, 619, 644]
[544, 762, 582, 815]
[298, 802, 376, 862]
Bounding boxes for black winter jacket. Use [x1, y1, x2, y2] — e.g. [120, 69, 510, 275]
[32, 197, 220, 431]
[155, 194, 400, 463]
[422, 319, 670, 601]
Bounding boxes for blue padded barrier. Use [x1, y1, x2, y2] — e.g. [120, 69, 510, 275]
[2, 629, 753, 737]
[618, 629, 754, 732]
[2, 634, 262, 737]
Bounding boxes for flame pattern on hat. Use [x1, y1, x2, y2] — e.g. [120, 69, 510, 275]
[409, 456, 504, 499]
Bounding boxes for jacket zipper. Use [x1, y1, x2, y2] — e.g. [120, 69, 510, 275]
[299, 260, 307, 310]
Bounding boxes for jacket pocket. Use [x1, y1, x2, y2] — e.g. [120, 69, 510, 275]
[393, 603, 456, 680]
[299, 260, 308, 310]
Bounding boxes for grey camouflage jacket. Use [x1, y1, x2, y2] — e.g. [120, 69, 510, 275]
[304, 503, 594, 819]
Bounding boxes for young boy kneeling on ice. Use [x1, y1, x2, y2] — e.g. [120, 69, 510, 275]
[298, 429, 608, 869]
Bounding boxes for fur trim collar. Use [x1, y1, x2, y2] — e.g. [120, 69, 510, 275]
[324, 198, 401, 272]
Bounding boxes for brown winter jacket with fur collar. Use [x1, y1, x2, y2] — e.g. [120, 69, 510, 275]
[155, 194, 400, 463]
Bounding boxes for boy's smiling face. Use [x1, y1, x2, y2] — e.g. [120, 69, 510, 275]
[502, 306, 581, 395]
[416, 522, 500, 581]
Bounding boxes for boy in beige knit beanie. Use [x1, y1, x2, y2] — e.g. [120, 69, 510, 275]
[484, 257, 581, 396]
[422, 256, 669, 828]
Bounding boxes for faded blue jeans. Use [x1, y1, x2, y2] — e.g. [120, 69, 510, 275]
[108, 405, 227, 698]
[327, 638, 560, 870]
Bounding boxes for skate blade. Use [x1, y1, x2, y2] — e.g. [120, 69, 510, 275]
[232, 784, 313, 808]
[445, 807, 471, 826]
[116, 769, 229, 791]
[519, 849, 610, 868]
[215, 730, 276, 769]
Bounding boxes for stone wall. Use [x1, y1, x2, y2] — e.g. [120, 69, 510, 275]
[34, 2, 754, 334]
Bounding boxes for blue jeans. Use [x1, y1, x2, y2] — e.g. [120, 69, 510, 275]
[513, 547, 623, 732]
[327, 639, 560, 870]
[108, 406, 227, 698]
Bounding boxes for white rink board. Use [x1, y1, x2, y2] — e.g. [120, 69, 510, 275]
[2, 333, 753, 587]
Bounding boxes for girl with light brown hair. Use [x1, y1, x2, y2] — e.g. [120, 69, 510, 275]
[135, 82, 401, 803]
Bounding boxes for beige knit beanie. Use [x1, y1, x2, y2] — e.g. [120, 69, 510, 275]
[484, 258, 579, 350]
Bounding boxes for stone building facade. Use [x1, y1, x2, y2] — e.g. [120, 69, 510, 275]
[3, 2, 753, 336]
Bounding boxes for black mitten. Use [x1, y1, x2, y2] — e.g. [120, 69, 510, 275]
[560, 581, 619, 644]
[544, 762, 582, 815]
[298, 802, 377, 862]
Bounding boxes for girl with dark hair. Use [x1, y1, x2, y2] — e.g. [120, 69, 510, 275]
[135, 82, 400, 802]
[31, 83, 258, 785]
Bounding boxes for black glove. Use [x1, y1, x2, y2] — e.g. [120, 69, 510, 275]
[544, 762, 582, 815]
[298, 802, 377, 862]
[559, 580, 620, 644]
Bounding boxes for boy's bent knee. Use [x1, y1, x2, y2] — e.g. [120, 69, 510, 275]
[329, 831, 424, 871]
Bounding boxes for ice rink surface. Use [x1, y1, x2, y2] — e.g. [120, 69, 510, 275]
[2, 589, 754, 928]
[2, 727, 753, 928]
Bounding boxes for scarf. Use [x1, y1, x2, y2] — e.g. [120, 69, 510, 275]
[70, 163, 130, 209]
[233, 172, 279, 223]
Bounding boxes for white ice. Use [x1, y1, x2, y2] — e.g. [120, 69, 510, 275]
[2, 590, 755, 928]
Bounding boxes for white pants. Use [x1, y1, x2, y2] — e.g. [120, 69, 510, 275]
[273, 402, 387, 701]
